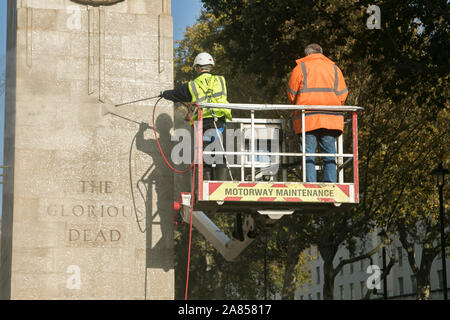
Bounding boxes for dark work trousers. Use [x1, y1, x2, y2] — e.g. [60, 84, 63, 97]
[202, 116, 228, 181]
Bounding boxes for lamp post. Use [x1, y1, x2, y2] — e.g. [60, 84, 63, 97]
[378, 229, 388, 300]
[431, 162, 449, 300]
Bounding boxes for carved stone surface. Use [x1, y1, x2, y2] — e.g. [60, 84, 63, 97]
[1, 0, 174, 300]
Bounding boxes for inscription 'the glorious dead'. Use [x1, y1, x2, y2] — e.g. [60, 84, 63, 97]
[49, 181, 146, 245]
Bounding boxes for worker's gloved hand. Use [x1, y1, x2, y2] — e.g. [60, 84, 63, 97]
[159, 90, 165, 98]
[139, 122, 150, 132]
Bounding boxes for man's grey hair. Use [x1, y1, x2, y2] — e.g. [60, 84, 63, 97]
[305, 43, 323, 55]
[198, 64, 213, 71]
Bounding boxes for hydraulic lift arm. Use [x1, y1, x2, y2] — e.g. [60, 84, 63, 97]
[177, 193, 255, 262]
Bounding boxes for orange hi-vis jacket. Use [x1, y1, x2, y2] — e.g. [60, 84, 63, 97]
[287, 53, 348, 135]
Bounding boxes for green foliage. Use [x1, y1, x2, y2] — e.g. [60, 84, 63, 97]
[175, 214, 313, 299]
[174, 0, 449, 299]
[173, 12, 314, 299]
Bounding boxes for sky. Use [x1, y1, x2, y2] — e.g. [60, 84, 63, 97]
[0, 1, 203, 215]
[172, 0, 204, 41]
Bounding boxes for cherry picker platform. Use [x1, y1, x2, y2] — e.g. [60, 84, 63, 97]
[174, 103, 363, 261]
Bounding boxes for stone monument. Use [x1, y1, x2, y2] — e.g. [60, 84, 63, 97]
[1, 0, 174, 299]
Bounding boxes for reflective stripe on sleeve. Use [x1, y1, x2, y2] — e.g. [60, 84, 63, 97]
[190, 81, 200, 101]
[219, 76, 226, 95]
[288, 86, 297, 95]
[335, 88, 348, 96]
[301, 62, 308, 89]
[334, 65, 339, 92]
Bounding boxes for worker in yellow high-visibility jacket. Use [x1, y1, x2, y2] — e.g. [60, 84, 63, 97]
[161, 52, 231, 181]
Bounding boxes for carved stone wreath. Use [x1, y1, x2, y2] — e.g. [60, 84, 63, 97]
[70, 0, 125, 6]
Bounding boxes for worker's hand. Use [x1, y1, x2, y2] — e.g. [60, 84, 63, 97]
[159, 91, 165, 98]
[139, 122, 150, 132]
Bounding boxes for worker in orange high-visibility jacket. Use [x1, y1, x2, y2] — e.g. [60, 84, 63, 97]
[287, 43, 348, 183]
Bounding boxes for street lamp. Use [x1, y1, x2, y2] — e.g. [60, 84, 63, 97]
[431, 162, 449, 300]
[377, 229, 388, 300]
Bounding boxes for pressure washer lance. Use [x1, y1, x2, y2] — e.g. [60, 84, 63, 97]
[100, 95, 161, 124]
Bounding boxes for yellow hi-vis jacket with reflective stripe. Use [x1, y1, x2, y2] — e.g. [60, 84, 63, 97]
[188, 73, 232, 122]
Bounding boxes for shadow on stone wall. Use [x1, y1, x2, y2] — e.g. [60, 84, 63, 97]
[135, 114, 174, 272]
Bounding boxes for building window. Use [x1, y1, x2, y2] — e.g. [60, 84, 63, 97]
[316, 266, 321, 284]
[339, 257, 344, 275]
[316, 292, 321, 300]
[438, 270, 443, 289]
[411, 275, 417, 294]
[360, 281, 366, 299]
[397, 247, 403, 267]
[308, 294, 312, 300]
[350, 262, 354, 274]
[340, 285, 345, 300]
[350, 283, 355, 300]
[398, 277, 404, 295]
[360, 259, 364, 272]
[300, 295, 304, 300]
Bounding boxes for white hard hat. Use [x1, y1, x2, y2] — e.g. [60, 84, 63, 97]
[193, 52, 215, 67]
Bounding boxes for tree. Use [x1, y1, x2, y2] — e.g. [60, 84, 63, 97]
[200, 0, 449, 299]
[172, 0, 449, 299]
[173, 13, 313, 299]
[277, 215, 314, 300]
[392, 109, 449, 299]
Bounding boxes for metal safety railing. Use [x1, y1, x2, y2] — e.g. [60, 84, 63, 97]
[194, 103, 363, 201]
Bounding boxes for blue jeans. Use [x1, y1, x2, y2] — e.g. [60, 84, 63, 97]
[298, 131, 337, 183]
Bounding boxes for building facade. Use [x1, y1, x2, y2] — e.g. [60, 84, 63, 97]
[296, 229, 450, 300]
